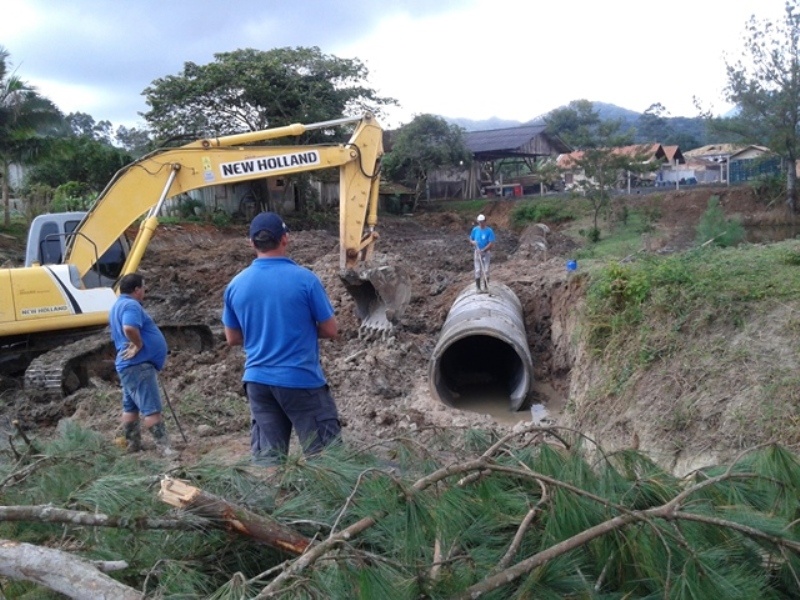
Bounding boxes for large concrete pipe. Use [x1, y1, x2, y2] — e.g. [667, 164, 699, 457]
[428, 282, 533, 412]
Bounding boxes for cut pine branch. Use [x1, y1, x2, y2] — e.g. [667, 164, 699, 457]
[158, 477, 312, 555]
[0, 504, 199, 530]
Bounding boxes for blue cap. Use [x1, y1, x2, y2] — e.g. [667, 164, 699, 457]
[249, 212, 288, 240]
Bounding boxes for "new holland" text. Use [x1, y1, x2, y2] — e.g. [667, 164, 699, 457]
[220, 151, 321, 178]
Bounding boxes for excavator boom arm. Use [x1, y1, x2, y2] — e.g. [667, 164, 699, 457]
[1, 113, 408, 397]
[66, 114, 384, 279]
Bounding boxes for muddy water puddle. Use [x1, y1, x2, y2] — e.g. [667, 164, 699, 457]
[453, 381, 566, 426]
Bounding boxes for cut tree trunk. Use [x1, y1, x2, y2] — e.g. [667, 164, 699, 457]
[159, 477, 311, 554]
[0, 539, 141, 599]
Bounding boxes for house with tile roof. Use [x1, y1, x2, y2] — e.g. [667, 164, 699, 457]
[682, 144, 780, 184]
[558, 144, 681, 190]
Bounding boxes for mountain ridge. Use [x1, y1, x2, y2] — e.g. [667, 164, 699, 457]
[445, 101, 655, 132]
[443, 101, 709, 147]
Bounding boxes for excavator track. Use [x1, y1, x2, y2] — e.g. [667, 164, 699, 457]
[23, 324, 216, 399]
[24, 333, 113, 399]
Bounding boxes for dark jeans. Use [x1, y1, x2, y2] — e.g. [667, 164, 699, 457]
[244, 382, 341, 466]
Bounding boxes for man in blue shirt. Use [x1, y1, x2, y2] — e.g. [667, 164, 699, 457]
[222, 212, 341, 466]
[109, 273, 174, 456]
[470, 214, 495, 291]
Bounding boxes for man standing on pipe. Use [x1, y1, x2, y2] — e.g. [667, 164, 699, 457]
[469, 214, 495, 291]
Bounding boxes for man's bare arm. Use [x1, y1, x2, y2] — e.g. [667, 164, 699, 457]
[225, 327, 244, 346]
[317, 316, 339, 340]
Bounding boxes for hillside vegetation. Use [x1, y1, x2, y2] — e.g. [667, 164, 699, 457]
[500, 183, 800, 474]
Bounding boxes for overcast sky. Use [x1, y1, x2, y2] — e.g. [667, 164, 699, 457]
[1, 0, 789, 131]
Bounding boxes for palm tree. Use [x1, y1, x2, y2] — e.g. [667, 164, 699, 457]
[0, 47, 63, 226]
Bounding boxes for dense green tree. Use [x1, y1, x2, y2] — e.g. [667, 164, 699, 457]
[114, 125, 155, 156]
[715, 0, 800, 211]
[0, 47, 63, 226]
[636, 103, 670, 143]
[382, 114, 472, 209]
[25, 135, 132, 193]
[634, 104, 703, 148]
[142, 46, 396, 139]
[544, 99, 635, 149]
[142, 46, 395, 213]
[24, 112, 132, 200]
[66, 112, 113, 143]
[556, 104, 654, 240]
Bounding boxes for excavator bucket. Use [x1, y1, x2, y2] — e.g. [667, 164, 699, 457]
[341, 264, 411, 335]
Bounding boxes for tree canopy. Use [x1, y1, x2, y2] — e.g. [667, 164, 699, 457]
[549, 101, 655, 240]
[715, 0, 800, 210]
[544, 99, 635, 150]
[0, 47, 63, 225]
[142, 46, 396, 139]
[25, 119, 132, 194]
[382, 114, 472, 208]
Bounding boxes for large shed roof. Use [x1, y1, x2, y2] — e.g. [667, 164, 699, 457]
[464, 123, 571, 160]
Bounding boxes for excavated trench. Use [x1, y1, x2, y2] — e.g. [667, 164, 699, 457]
[428, 282, 533, 413]
[427, 266, 582, 426]
[4, 216, 585, 454]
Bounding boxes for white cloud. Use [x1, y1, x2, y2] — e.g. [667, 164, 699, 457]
[1, 0, 790, 130]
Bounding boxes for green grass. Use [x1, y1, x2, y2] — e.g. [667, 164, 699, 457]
[428, 198, 490, 217]
[580, 240, 800, 437]
[558, 206, 659, 261]
[587, 241, 800, 340]
[0, 217, 28, 237]
[510, 199, 577, 226]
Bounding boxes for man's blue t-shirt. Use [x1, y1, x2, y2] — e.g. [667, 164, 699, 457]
[470, 225, 496, 250]
[109, 295, 168, 372]
[222, 257, 335, 388]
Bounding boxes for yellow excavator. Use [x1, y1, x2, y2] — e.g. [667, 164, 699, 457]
[0, 113, 410, 397]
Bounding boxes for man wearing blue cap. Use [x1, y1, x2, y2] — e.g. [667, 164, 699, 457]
[222, 211, 341, 466]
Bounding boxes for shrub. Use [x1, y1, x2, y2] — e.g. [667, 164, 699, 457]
[179, 197, 205, 218]
[51, 181, 95, 212]
[590, 263, 651, 311]
[20, 182, 55, 223]
[511, 200, 574, 226]
[210, 210, 232, 227]
[749, 174, 785, 204]
[695, 196, 745, 248]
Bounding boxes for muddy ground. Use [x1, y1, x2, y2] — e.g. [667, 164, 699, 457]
[1, 184, 786, 469]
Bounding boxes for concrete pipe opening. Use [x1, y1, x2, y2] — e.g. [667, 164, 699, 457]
[428, 282, 533, 413]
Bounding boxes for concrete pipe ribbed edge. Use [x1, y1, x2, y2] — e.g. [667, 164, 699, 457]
[428, 282, 533, 412]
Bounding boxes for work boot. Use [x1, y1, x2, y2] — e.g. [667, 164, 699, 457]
[149, 421, 177, 458]
[123, 420, 142, 453]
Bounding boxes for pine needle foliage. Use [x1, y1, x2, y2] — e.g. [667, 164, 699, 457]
[3, 425, 800, 598]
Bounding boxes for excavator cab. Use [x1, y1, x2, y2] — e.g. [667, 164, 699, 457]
[25, 212, 130, 288]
